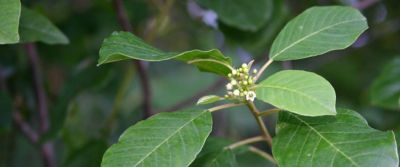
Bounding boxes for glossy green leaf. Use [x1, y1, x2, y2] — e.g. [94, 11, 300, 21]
[370, 57, 400, 110]
[196, 0, 272, 31]
[101, 109, 213, 167]
[270, 6, 368, 61]
[273, 108, 399, 167]
[256, 70, 336, 116]
[0, 0, 20, 44]
[197, 95, 223, 105]
[98, 31, 232, 76]
[19, 6, 69, 44]
[0, 91, 13, 131]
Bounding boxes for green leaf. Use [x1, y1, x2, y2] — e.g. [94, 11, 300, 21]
[269, 6, 368, 61]
[101, 109, 213, 167]
[256, 70, 336, 116]
[19, 6, 69, 44]
[273, 108, 399, 167]
[197, 95, 223, 105]
[98, 31, 232, 76]
[0, 0, 20, 44]
[0, 91, 13, 132]
[196, 0, 272, 31]
[370, 57, 400, 110]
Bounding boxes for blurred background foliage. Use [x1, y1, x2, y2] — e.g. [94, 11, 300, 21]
[0, 0, 399, 166]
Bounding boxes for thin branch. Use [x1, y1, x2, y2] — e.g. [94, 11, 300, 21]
[24, 43, 49, 134]
[157, 78, 226, 113]
[23, 43, 56, 167]
[111, 0, 153, 118]
[12, 111, 39, 144]
[226, 136, 265, 149]
[247, 101, 273, 148]
[112, 0, 133, 32]
[254, 59, 273, 82]
[258, 108, 280, 117]
[248, 146, 277, 165]
[208, 102, 246, 112]
[40, 143, 56, 167]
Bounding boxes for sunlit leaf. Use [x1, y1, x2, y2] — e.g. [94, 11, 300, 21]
[101, 109, 213, 167]
[19, 6, 69, 44]
[270, 6, 367, 61]
[256, 70, 336, 116]
[0, 0, 20, 44]
[98, 31, 232, 76]
[273, 108, 399, 167]
[370, 57, 400, 110]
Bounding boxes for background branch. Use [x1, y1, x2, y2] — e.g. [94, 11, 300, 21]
[111, 0, 153, 118]
[23, 43, 56, 167]
[24, 43, 49, 134]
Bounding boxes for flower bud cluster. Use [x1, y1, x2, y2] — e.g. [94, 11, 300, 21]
[225, 62, 257, 101]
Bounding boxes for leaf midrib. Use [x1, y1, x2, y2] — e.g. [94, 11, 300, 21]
[259, 84, 334, 113]
[291, 113, 360, 167]
[133, 111, 207, 166]
[271, 19, 365, 59]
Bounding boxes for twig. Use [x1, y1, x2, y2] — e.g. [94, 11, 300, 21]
[208, 102, 246, 112]
[40, 143, 56, 167]
[24, 43, 55, 167]
[226, 136, 265, 149]
[12, 112, 39, 144]
[258, 108, 280, 117]
[157, 78, 226, 113]
[247, 101, 273, 148]
[248, 146, 277, 165]
[111, 0, 153, 118]
[254, 59, 273, 82]
[24, 43, 49, 134]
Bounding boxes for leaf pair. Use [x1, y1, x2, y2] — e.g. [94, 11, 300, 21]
[100, 108, 399, 167]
